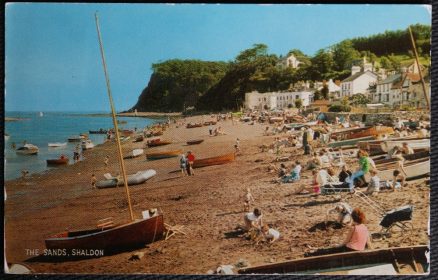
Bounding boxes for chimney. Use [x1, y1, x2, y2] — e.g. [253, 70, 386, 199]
[351, 65, 361, 75]
[364, 63, 373, 72]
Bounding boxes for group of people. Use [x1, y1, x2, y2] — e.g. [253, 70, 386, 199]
[179, 151, 196, 176]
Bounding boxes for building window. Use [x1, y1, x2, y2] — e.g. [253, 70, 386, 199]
[296, 95, 299, 99]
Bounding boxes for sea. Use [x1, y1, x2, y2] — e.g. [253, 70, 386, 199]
[4, 111, 162, 181]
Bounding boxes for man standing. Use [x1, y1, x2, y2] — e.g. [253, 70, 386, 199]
[187, 151, 195, 176]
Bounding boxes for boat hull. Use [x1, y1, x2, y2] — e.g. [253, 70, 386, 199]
[96, 170, 156, 188]
[328, 136, 375, 148]
[187, 139, 204, 145]
[381, 139, 430, 153]
[193, 153, 235, 168]
[146, 150, 181, 160]
[377, 158, 430, 181]
[238, 245, 428, 275]
[147, 141, 172, 147]
[47, 158, 69, 165]
[48, 143, 67, 148]
[45, 215, 164, 253]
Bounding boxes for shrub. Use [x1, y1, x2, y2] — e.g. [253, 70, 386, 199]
[328, 104, 351, 112]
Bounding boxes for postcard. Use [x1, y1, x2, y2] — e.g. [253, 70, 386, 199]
[4, 3, 431, 275]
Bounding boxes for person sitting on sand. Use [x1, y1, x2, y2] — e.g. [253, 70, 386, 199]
[326, 202, 353, 226]
[348, 150, 370, 192]
[91, 174, 97, 189]
[244, 208, 263, 231]
[234, 138, 241, 154]
[389, 170, 407, 191]
[243, 188, 255, 212]
[338, 165, 352, 183]
[364, 169, 380, 195]
[305, 208, 372, 257]
[261, 225, 280, 244]
[281, 161, 302, 183]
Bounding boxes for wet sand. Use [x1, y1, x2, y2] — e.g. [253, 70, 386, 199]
[5, 115, 430, 274]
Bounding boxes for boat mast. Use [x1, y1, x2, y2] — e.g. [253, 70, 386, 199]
[408, 26, 430, 110]
[95, 13, 135, 221]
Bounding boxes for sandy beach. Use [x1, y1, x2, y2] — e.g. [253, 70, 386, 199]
[5, 115, 429, 274]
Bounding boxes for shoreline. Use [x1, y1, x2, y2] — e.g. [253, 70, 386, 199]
[4, 114, 430, 274]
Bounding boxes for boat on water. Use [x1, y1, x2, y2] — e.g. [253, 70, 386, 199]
[81, 139, 95, 150]
[39, 112, 44, 117]
[68, 136, 83, 142]
[238, 245, 429, 275]
[123, 148, 144, 159]
[146, 150, 181, 160]
[381, 138, 430, 153]
[5, 133, 10, 141]
[16, 144, 39, 155]
[187, 139, 204, 145]
[96, 169, 156, 188]
[147, 140, 172, 147]
[89, 129, 108, 134]
[47, 155, 69, 165]
[377, 157, 430, 181]
[328, 136, 375, 148]
[193, 152, 235, 168]
[48, 142, 68, 148]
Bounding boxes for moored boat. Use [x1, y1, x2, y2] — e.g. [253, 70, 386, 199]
[123, 148, 144, 159]
[96, 169, 157, 188]
[89, 129, 108, 134]
[68, 136, 83, 142]
[45, 214, 164, 253]
[377, 158, 430, 181]
[193, 152, 235, 168]
[5, 133, 10, 141]
[381, 138, 430, 153]
[48, 142, 68, 148]
[147, 140, 172, 147]
[146, 150, 181, 160]
[47, 155, 69, 165]
[16, 144, 39, 155]
[81, 140, 95, 150]
[133, 135, 144, 142]
[187, 139, 204, 145]
[328, 136, 375, 148]
[238, 245, 428, 275]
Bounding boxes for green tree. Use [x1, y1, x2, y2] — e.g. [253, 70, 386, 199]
[309, 49, 335, 80]
[236, 44, 268, 62]
[332, 40, 361, 71]
[321, 85, 329, 100]
[294, 99, 303, 109]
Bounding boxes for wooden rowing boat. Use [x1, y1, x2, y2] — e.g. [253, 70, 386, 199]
[146, 150, 182, 160]
[147, 140, 172, 147]
[193, 152, 235, 168]
[45, 214, 164, 254]
[377, 158, 430, 181]
[238, 245, 428, 275]
[46, 156, 69, 165]
[187, 139, 204, 145]
[133, 135, 144, 142]
[381, 138, 430, 153]
[328, 136, 375, 148]
[123, 148, 144, 159]
[373, 151, 430, 165]
[349, 126, 394, 139]
[186, 123, 203, 128]
[330, 127, 370, 141]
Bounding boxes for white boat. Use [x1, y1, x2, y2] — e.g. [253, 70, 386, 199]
[377, 158, 430, 181]
[381, 138, 429, 153]
[81, 139, 95, 150]
[96, 169, 157, 189]
[16, 144, 39, 155]
[124, 148, 144, 159]
[5, 133, 10, 141]
[48, 142, 67, 148]
[39, 112, 44, 117]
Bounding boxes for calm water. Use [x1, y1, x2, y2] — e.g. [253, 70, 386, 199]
[4, 111, 161, 180]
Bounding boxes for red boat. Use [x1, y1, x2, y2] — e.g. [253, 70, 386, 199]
[46, 155, 69, 165]
[45, 214, 164, 254]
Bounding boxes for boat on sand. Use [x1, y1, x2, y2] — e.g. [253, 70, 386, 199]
[239, 245, 428, 275]
[187, 139, 204, 145]
[147, 140, 172, 147]
[46, 155, 69, 165]
[193, 152, 235, 168]
[124, 149, 144, 159]
[146, 150, 181, 160]
[96, 169, 157, 189]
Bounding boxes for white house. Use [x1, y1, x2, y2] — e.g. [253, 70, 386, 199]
[318, 79, 341, 96]
[244, 90, 313, 110]
[340, 65, 378, 97]
[278, 54, 301, 69]
[372, 73, 403, 106]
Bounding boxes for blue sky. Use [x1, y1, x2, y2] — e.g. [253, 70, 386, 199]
[5, 3, 431, 112]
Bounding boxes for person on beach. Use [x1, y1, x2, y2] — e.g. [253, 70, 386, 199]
[401, 142, 414, 155]
[11, 142, 16, 150]
[104, 155, 109, 168]
[243, 188, 255, 212]
[91, 174, 97, 189]
[235, 138, 241, 154]
[209, 125, 213, 136]
[348, 150, 370, 192]
[180, 154, 188, 176]
[244, 208, 263, 231]
[306, 208, 372, 257]
[338, 165, 352, 183]
[21, 169, 29, 178]
[186, 151, 195, 176]
[260, 225, 280, 244]
[281, 161, 302, 183]
[326, 202, 353, 226]
[74, 144, 81, 162]
[389, 170, 407, 191]
[364, 169, 380, 195]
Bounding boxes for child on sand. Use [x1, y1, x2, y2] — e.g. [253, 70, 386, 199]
[91, 174, 97, 189]
[244, 208, 263, 231]
[243, 188, 255, 212]
[261, 225, 280, 244]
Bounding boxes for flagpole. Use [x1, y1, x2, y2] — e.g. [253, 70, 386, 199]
[95, 13, 135, 221]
